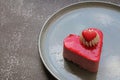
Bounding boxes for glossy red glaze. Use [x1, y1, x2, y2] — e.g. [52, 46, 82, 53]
[63, 28, 103, 72]
[82, 28, 97, 42]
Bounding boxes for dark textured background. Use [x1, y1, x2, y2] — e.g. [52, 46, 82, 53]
[0, 0, 120, 80]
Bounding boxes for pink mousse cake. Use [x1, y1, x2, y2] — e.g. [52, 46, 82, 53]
[63, 28, 103, 72]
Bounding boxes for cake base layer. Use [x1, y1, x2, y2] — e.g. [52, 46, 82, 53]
[63, 46, 99, 72]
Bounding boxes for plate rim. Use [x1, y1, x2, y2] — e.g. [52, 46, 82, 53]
[38, 1, 120, 80]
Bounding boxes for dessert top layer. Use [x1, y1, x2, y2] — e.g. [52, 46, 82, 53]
[64, 28, 103, 61]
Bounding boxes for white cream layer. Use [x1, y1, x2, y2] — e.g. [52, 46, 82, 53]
[80, 33, 99, 47]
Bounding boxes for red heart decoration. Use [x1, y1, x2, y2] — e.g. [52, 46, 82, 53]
[82, 29, 97, 42]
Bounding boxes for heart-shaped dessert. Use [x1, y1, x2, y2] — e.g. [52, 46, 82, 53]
[63, 28, 103, 72]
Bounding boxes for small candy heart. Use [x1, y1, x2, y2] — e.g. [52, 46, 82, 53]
[82, 29, 97, 42]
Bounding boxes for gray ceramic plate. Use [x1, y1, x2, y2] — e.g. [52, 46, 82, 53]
[38, 1, 120, 80]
